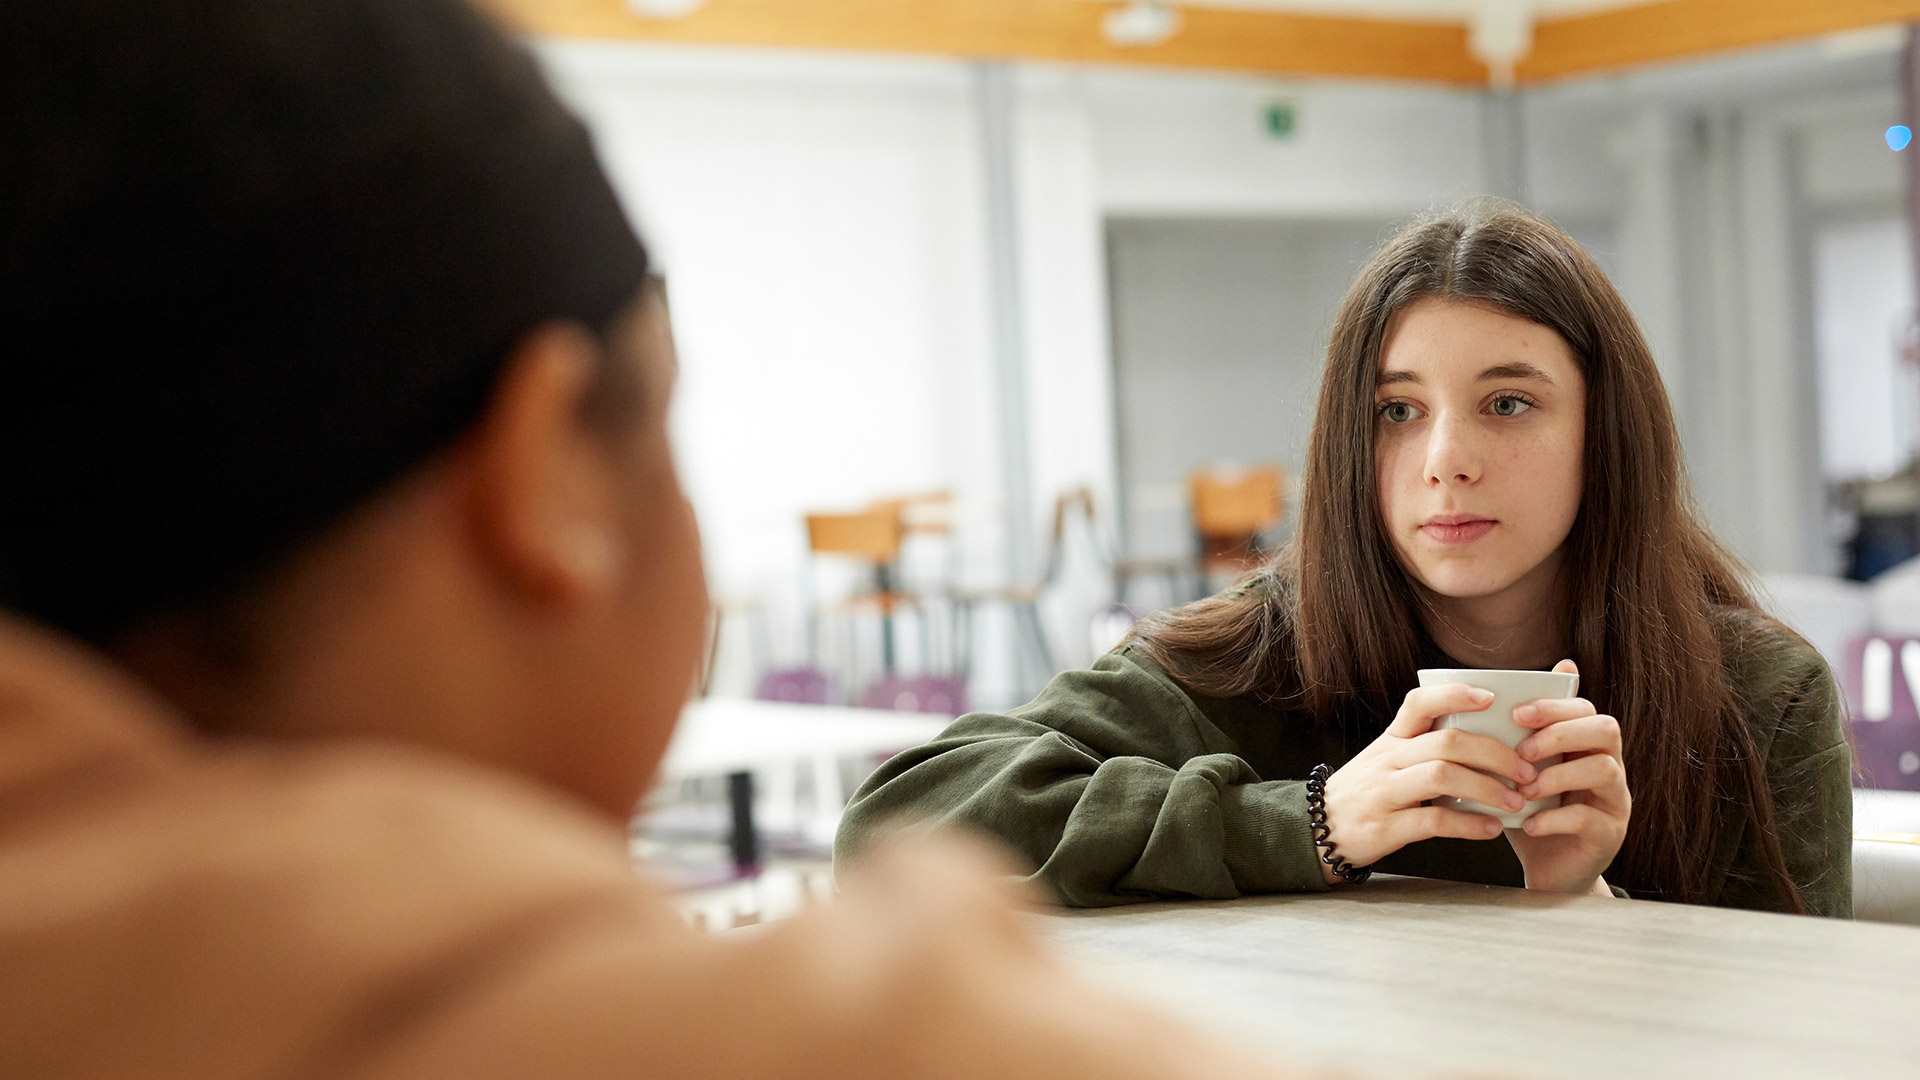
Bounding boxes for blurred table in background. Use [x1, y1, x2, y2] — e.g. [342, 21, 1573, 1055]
[1038, 876, 1920, 1078]
[655, 698, 949, 874]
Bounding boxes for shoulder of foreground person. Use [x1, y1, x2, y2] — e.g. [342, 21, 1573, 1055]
[1704, 603, 1854, 918]
[0, 739, 1269, 1079]
[354, 832, 1285, 1080]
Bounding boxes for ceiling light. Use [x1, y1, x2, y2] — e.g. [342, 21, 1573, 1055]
[1103, 1, 1181, 48]
[1469, 0, 1533, 89]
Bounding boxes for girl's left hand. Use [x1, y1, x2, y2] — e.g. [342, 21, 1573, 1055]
[1504, 659, 1632, 896]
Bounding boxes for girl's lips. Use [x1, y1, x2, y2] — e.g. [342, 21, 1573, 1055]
[1421, 520, 1497, 544]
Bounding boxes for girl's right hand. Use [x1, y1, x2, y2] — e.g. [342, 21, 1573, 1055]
[1315, 683, 1538, 884]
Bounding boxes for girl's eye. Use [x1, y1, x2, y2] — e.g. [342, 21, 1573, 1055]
[1489, 394, 1534, 418]
[1378, 401, 1420, 424]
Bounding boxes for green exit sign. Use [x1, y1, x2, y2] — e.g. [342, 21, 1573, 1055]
[1264, 102, 1297, 139]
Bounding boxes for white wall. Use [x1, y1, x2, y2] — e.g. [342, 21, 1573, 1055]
[1010, 69, 1123, 676]
[1044, 69, 1489, 664]
[1104, 216, 1394, 560]
[1085, 73, 1488, 216]
[536, 40, 1497, 700]
[538, 44, 1006, 692]
[1815, 218, 1916, 482]
[535, 32, 1904, 703]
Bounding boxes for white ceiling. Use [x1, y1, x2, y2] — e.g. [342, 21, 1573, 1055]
[1182, 0, 1656, 21]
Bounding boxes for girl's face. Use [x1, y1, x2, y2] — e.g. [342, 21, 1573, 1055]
[1373, 298, 1586, 606]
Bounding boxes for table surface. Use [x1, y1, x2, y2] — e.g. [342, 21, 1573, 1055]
[1036, 875, 1920, 1079]
[1854, 787, 1920, 834]
[658, 697, 950, 781]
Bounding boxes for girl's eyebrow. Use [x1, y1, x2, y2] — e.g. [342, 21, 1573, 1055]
[1376, 361, 1556, 388]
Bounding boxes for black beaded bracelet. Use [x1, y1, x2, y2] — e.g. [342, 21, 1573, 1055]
[1306, 763, 1372, 885]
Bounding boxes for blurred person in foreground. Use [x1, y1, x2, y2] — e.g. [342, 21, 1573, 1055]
[0, 3, 1266, 1077]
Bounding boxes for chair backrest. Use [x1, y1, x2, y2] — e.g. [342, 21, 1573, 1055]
[1842, 633, 1920, 791]
[1035, 486, 1099, 588]
[805, 507, 906, 563]
[870, 489, 954, 536]
[755, 667, 835, 705]
[1189, 465, 1285, 540]
[858, 674, 968, 717]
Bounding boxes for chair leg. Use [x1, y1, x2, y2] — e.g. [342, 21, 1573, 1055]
[1027, 602, 1057, 672]
[1016, 601, 1056, 694]
[953, 599, 976, 680]
[917, 605, 933, 675]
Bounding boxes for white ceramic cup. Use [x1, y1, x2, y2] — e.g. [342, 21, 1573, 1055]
[1415, 667, 1579, 828]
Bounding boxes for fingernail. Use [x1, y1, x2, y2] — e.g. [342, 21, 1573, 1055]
[1517, 786, 1537, 801]
[1507, 793, 1526, 809]
[1517, 740, 1535, 760]
[1517, 762, 1537, 783]
[1474, 690, 1494, 704]
[1514, 705, 1536, 724]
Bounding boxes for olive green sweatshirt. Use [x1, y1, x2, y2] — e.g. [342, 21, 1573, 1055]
[836, 605, 1854, 917]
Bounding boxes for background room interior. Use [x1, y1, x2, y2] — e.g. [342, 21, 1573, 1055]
[459, 0, 1920, 930]
[29, 3, 1920, 1075]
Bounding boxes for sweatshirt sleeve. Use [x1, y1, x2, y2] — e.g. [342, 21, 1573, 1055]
[834, 648, 1332, 907]
[1715, 650, 1855, 918]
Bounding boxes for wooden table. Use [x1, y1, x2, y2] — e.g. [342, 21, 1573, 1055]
[1037, 876, 1920, 1078]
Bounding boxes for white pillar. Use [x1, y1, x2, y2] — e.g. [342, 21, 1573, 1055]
[1738, 113, 1821, 574]
[1698, 109, 1763, 565]
[1611, 107, 1688, 428]
[975, 62, 1037, 583]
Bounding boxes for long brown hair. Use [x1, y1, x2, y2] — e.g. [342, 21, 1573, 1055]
[1130, 200, 1803, 911]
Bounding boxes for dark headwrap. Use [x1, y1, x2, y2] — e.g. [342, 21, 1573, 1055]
[0, 0, 651, 640]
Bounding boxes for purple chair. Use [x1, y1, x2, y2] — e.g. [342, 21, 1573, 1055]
[754, 667, 835, 706]
[858, 674, 969, 717]
[1842, 634, 1920, 791]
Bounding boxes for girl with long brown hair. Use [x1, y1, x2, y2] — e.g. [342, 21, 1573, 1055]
[837, 201, 1852, 915]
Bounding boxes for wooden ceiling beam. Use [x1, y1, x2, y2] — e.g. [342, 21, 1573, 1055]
[483, 0, 1490, 85]
[1519, 0, 1920, 83]
[486, 0, 1920, 88]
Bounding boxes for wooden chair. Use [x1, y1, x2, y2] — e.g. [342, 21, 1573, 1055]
[950, 487, 1106, 698]
[1843, 633, 1920, 792]
[804, 505, 918, 676]
[1189, 464, 1286, 581]
[870, 489, 955, 537]
[868, 489, 963, 666]
[805, 506, 906, 563]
